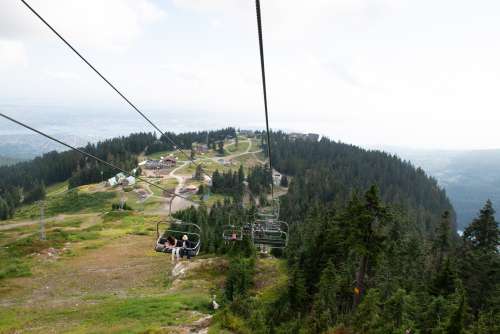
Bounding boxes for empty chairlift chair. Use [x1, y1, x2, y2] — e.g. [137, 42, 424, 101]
[252, 199, 289, 249]
[252, 218, 289, 249]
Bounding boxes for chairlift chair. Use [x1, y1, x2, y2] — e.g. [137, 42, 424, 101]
[222, 224, 243, 241]
[154, 220, 201, 257]
[252, 219, 289, 249]
[252, 227, 288, 248]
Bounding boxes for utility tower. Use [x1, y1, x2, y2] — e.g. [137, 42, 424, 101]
[119, 190, 126, 211]
[38, 200, 46, 240]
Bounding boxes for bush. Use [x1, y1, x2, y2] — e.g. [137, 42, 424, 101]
[111, 202, 133, 211]
[0, 259, 31, 279]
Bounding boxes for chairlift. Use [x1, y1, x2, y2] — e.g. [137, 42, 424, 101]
[252, 219, 288, 249]
[154, 194, 201, 257]
[251, 198, 289, 249]
[223, 224, 243, 241]
[154, 219, 201, 257]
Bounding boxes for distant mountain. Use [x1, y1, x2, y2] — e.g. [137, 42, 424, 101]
[379, 147, 500, 230]
[0, 134, 93, 160]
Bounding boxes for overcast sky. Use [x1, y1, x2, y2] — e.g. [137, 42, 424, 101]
[1, 0, 500, 150]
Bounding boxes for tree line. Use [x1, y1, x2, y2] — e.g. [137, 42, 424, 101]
[145, 128, 236, 154]
[0, 129, 237, 220]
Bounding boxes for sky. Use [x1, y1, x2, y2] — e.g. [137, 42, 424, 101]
[1, 0, 500, 150]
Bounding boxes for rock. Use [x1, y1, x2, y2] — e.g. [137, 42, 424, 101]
[171, 262, 187, 278]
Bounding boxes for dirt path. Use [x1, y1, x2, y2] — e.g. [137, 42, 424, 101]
[168, 161, 196, 213]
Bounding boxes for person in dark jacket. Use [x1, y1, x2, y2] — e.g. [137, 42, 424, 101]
[180, 235, 194, 259]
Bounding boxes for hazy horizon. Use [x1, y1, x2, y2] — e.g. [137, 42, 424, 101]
[3, 105, 500, 153]
[3, 1, 500, 150]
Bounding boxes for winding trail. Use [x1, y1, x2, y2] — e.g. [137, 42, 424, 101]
[167, 161, 194, 213]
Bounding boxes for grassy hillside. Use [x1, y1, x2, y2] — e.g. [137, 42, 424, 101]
[0, 211, 228, 333]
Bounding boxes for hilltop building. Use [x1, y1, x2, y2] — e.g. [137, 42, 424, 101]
[289, 133, 320, 142]
[143, 156, 176, 170]
[194, 143, 209, 153]
[106, 173, 135, 187]
[123, 176, 136, 186]
[239, 130, 256, 138]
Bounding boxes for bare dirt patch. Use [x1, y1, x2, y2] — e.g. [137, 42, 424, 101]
[1, 234, 168, 308]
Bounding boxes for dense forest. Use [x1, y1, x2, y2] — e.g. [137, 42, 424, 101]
[268, 132, 455, 235]
[178, 132, 498, 333]
[210, 165, 272, 204]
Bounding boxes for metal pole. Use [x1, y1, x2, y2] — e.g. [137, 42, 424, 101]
[39, 201, 46, 240]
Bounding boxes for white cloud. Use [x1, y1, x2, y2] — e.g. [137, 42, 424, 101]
[2, 0, 500, 149]
[43, 69, 81, 81]
[0, 0, 166, 49]
[0, 39, 27, 71]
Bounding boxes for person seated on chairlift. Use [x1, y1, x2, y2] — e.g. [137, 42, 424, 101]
[165, 236, 182, 262]
[231, 232, 238, 241]
[180, 235, 194, 259]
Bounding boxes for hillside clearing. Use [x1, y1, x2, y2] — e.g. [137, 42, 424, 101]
[0, 213, 227, 333]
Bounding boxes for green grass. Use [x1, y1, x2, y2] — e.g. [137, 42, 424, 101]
[199, 194, 227, 207]
[0, 257, 31, 280]
[0, 293, 211, 333]
[46, 181, 69, 197]
[232, 154, 264, 171]
[0, 215, 131, 281]
[0, 229, 72, 280]
[0, 211, 163, 282]
[146, 178, 178, 197]
[147, 149, 191, 161]
[225, 140, 249, 155]
[14, 190, 116, 220]
[179, 160, 236, 175]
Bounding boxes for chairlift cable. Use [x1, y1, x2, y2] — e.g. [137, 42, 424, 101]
[255, 0, 274, 199]
[0, 112, 198, 205]
[20, 0, 212, 181]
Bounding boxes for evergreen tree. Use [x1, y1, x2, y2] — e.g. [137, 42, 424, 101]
[218, 141, 225, 155]
[354, 289, 383, 334]
[308, 260, 338, 332]
[430, 257, 458, 297]
[444, 290, 466, 334]
[288, 265, 308, 314]
[194, 164, 204, 181]
[463, 200, 499, 253]
[340, 186, 389, 307]
[433, 210, 453, 268]
[460, 200, 500, 316]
